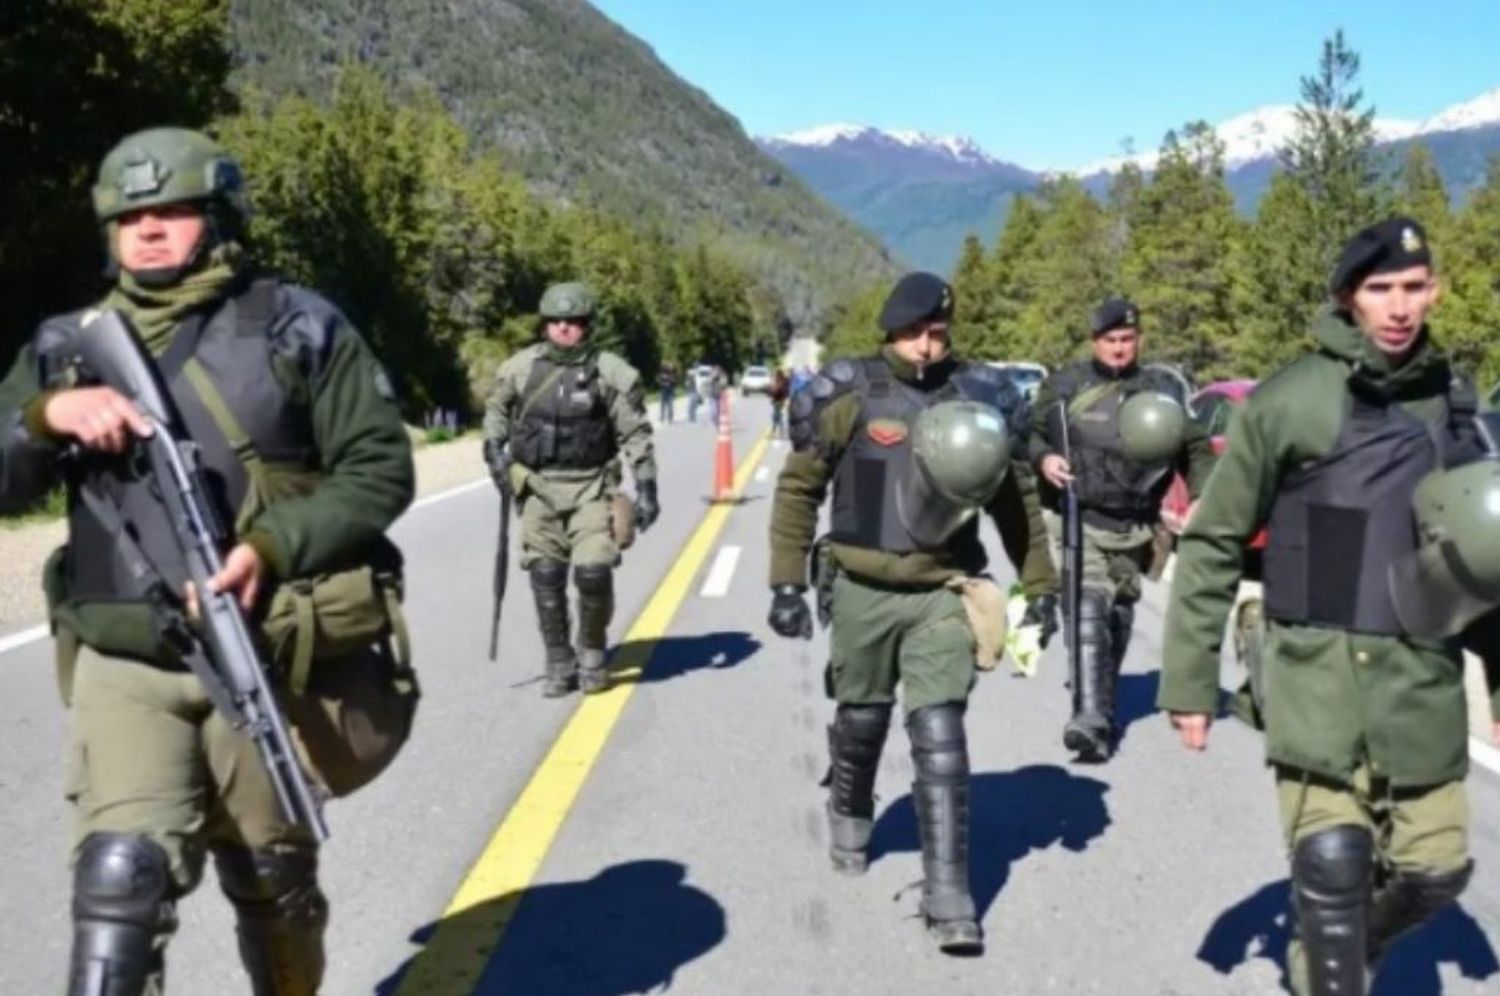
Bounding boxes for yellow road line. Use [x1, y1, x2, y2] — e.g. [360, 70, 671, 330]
[395, 432, 772, 995]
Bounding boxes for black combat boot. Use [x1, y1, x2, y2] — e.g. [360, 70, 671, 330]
[908, 703, 981, 954]
[530, 560, 576, 696]
[1292, 825, 1373, 996]
[574, 564, 614, 694]
[1063, 589, 1114, 762]
[213, 843, 328, 996]
[824, 703, 893, 875]
[68, 833, 175, 996]
[1367, 861, 1472, 973]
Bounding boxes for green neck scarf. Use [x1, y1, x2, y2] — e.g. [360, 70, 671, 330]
[544, 339, 595, 366]
[102, 242, 247, 354]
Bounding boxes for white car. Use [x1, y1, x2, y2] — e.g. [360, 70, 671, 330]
[739, 365, 774, 395]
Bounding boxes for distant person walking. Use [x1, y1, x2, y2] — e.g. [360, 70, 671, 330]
[686, 371, 702, 423]
[657, 364, 677, 423]
[769, 368, 790, 438]
[708, 366, 727, 424]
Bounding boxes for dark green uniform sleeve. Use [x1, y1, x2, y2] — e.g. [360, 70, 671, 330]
[1178, 415, 1217, 498]
[986, 462, 1057, 597]
[0, 342, 63, 513]
[243, 316, 414, 578]
[768, 394, 857, 587]
[1159, 397, 1277, 714]
[601, 353, 656, 483]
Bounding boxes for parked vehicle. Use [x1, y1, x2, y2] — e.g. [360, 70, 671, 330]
[739, 364, 773, 395]
[984, 361, 1048, 401]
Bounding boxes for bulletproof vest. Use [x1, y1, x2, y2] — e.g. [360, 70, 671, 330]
[827, 358, 993, 555]
[62, 279, 316, 604]
[1263, 375, 1475, 635]
[509, 354, 617, 471]
[1052, 363, 1174, 526]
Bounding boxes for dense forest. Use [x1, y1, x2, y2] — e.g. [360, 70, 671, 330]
[823, 33, 1500, 392]
[0, 0, 880, 415]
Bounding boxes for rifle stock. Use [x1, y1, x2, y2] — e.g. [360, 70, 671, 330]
[488, 481, 511, 662]
[77, 310, 329, 841]
[1055, 402, 1084, 691]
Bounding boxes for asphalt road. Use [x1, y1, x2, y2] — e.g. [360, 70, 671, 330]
[2, 396, 1498, 995]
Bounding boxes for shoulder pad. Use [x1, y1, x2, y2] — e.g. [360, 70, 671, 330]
[789, 362, 860, 453]
[265, 284, 346, 386]
[594, 351, 641, 389]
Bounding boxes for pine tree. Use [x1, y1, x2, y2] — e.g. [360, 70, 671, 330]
[1016, 178, 1117, 368]
[1393, 143, 1453, 248]
[1444, 157, 1500, 389]
[1120, 123, 1243, 380]
[950, 234, 996, 358]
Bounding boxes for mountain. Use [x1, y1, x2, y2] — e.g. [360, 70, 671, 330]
[756, 126, 1037, 273]
[762, 87, 1500, 273]
[229, 0, 896, 329]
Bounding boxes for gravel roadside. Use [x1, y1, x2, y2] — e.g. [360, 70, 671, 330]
[0, 436, 486, 635]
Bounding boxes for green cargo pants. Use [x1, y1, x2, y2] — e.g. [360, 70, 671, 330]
[827, 573, 976, 713]
[517, 469, 620, 569]
[1045, 509, 1154, 604]
[1275, 763, 1469, 995]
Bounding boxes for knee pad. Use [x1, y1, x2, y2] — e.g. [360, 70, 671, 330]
[1370, 860, 1473, 957]
[834, 703, 892, 754]
[214, 843, 328, 929]
[573, 564, 613, 598]
[74, 832, 174, 928]
[529, 559, 569, 595]
[1293, 824, 1374, 900]
[907, 704, 969, 782]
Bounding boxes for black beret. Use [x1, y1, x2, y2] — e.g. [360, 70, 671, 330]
[1329, 216, 1433, 295]
[878, 271, 954, 333]
[1090, 296, 1140, 337]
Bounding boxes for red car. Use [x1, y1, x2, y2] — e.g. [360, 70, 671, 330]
[1160, 380, 1267, 557]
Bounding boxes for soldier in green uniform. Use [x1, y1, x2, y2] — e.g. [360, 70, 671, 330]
[0, 128, 418, 994]
[768, 271, 1059, 954]
[1159, 217, 1500, 996]
[483, 283, 657, 696]
[1028, 298, 1215, 761]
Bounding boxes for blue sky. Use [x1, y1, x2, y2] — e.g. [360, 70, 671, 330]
[592, 0, 1500, 170]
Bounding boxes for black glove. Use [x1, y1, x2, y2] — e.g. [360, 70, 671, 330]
[482, 438, 512, 494]
[1022, 594, 1059, 649]
[768, 584, 813, 639]
[634, 479, 660, 532]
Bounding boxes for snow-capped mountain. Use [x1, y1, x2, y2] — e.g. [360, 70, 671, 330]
[759, 85, 1500, 273]
[761, 124, 1005, 169]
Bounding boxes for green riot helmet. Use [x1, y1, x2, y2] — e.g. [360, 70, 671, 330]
[92, 127, 249, 227]
[1388, 456, 1500, 639]
[538, 282, 596, 321]
[1118, 390, 1187, 464]
[897, 399, 1013, 549]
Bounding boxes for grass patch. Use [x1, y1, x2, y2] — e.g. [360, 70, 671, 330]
[0, 487, 65, 529]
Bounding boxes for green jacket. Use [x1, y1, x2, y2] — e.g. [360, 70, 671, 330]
[769, 348, 1058, 595]
[1159, 310, 1499, 786]
[483, 341, 656, 484]
[0, 282, 414, 581]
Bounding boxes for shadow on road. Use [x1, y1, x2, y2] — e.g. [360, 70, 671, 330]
[866, 764, 1112, 919]
[1114, 669, 1161, 749]
[610, 630, 761, 684]
[378, 859, 726, 996]
[1198, 878, 1498, 995]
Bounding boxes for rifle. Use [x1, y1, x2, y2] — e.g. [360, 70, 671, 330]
[488, 472, 512, 662]
[77, 310, 329, 841]
[1054, 401, 1083, 702]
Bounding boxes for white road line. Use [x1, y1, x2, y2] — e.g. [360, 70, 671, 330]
[408, 477, 490, 511]
[754, 467, 769, 483]
[0, 477, 494, 659]
[0, 624, 48, 655]
[699, 546, 742, 598]
[1471, 734, 1500, 776]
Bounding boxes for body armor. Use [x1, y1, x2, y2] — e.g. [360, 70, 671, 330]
[41, 279, 317, 610]
[509, 356, 617, 471]
[1263, 380, 1474, 636]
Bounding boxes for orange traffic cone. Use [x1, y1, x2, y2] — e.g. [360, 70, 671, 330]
[712, 389, 736, 502]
